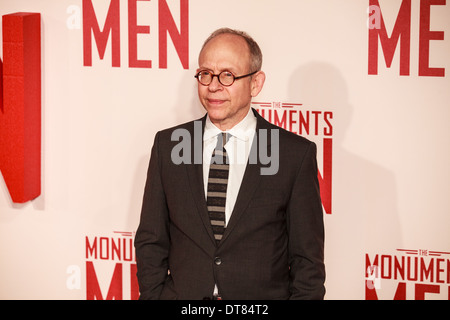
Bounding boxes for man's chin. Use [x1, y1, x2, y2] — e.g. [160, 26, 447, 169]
[206, 108, 228, 121]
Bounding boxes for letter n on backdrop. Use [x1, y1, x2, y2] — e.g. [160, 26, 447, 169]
[0, 13, 41, 203]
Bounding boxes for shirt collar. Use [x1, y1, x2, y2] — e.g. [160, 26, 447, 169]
[204, 108, 256, 142]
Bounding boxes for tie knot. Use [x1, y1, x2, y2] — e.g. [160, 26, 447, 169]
[215, 132, 230, 150]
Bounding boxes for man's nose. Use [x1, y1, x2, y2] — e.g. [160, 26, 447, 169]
[208, 75, 223, 91]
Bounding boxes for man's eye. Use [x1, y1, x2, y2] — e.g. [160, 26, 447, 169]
[222, 72, 233, 78]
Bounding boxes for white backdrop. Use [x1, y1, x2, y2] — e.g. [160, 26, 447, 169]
[0, 0, 449, 300]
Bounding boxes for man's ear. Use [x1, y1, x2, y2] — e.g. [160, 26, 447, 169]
[250, 71, 266, 97]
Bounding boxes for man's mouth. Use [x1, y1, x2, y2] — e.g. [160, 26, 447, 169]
[207, 99, 226, 106]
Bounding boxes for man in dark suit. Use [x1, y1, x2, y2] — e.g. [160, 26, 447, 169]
[134, 28, 325, 300]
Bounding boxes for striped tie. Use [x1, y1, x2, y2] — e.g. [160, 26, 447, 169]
[207, 132, 229, 244]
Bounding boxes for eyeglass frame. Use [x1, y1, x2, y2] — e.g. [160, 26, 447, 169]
[194, 70, 258, 87]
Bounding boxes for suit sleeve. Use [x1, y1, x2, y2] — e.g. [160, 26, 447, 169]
[287, 141, 326, 299]
[134, 132, 171, 299]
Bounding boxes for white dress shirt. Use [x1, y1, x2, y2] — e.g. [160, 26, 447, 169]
[203, 107, 257, 226]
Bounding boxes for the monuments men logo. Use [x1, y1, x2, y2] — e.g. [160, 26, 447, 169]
[252, 102, 333, 215]
[85, 231, 138, 300]
[368, 0, 446, 77]
[366, 248, 450, 300]
[82, 0, 189, 69]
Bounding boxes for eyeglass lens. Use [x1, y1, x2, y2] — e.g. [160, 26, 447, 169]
[198, 71, 234, 86]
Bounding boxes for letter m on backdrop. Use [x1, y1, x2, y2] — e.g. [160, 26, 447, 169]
[368, 0, 411, 75]
[0, 13, 41, 203]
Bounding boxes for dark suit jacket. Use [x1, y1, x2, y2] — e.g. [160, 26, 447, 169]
[135, 109, 325, 300]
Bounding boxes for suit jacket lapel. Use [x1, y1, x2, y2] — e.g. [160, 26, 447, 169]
[185, 115, 218, 246]
[186, 162, 218, 245]
[220, 110, 272, 245]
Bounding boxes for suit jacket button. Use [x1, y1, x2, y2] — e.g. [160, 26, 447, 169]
[214, 257, 222, 265]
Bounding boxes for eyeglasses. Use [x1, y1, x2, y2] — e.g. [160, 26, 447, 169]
[195, 70, 257, 87]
